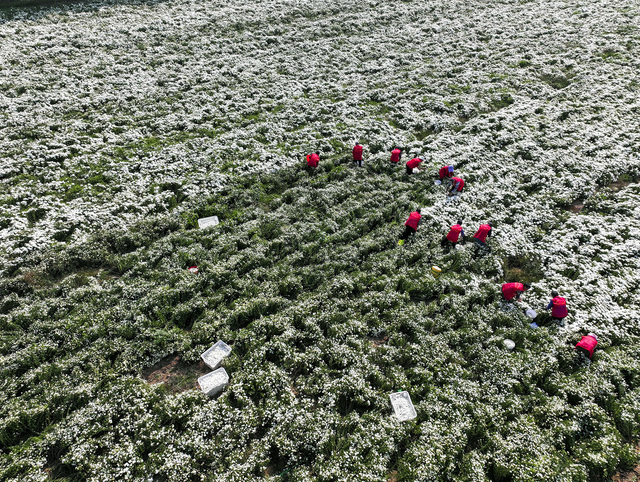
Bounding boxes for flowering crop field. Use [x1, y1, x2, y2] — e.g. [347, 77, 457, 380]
[1, 0, 640, 480]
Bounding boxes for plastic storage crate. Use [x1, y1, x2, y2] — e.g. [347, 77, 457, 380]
[198, 368, 229, 397]
[389, 391, 417, 421]
[201, 341, 232, 370]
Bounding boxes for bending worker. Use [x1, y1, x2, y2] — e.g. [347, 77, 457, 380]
[441, 220, 464, 250]
[399, 209, 421, 246]
[447, 176, 465, 196]
[390, 147, 402, 164]
[439, 165, 454, 181]
[502, 282, 531, 302]
[306, 152, 320, 168]
[473, 222, 492, 247]
[406, 157, 426, 175]
[546, 291, 568, 323]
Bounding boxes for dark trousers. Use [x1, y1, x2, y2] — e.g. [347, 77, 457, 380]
[441, 237, 458, 251]
[400, 225, 416, 241]
[353, 159, 362, 167]
[405, 165, 413, 175]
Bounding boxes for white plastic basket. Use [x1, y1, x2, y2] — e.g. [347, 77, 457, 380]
[198, 368, 229, 397]
[503, 339, 516, 351]
[389, 391, 417, 421]
[197, 216, 219, 229]
[201, 341, 232, 370]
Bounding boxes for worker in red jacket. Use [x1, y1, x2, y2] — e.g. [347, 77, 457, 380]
[390, 147, 402, 164]
[576, 334, 598, 359]
[546, 291, 568, 323]
[353, 142, 363, 167]
[447, 176, 465, 196]
[472, 223, 492, 247]
[398, 209, 421, 246]
[306, 152, 320, 168]
[441, 220, 464, 251]
[406, 157, 426, 175]
[438, 165, 454, 181]
[501, 282, 530, 301]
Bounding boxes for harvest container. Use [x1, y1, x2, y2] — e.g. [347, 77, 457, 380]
[198, 216, 219, 229]
[389, 391, 417, 421]
[201, 341, 232, 370]
[431, 266, 442, 278]
[503, 339, 516, 351]
[198, 368, 229, 397]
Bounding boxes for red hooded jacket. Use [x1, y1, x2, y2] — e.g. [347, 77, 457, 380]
[406, 158, 422, 169]
[390, 149, 401, 163]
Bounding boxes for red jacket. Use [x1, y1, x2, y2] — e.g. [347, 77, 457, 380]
[551, 297, 568, 318]
[390, 149, 401, 163]
[446, 224, 463, 242]
[451, 177, 464, 191]
[576, 335, 597, 359]
[307, 153, 319, 167]
[502, 282, 524, 301]
[474, 224, 492, 243]
[407, 158, 422, 169]
[439, 166, 453, 180]
[353, 145, 363, 161]
[404, 211, 421, 230]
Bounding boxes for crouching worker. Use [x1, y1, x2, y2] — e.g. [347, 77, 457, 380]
[399, 209, 421, 246]
[447, 176, 465, 196]
[441, 220, 464, 251]
[546, 291, 568, 325]
[306, 152, 320, 168]
[502, 282, 530, 302]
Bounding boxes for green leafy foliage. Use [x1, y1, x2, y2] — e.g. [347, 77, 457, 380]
[1, 161, 639, 480]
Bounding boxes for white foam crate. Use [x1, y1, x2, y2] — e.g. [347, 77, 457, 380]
[201, 340, 232, 370]
[389, 391, 417, 422]
[198, 368, 229, 397]
[198, 216, 219, 229]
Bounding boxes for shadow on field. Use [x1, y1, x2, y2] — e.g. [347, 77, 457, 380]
[0, 0, 173, 20]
